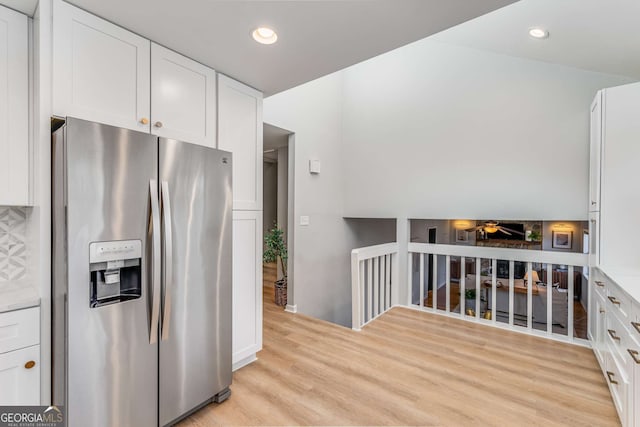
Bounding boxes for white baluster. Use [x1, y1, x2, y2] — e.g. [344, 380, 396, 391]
[445, 255, 451, 312]
[547, 263, 553, 335]
[527, 262, 533, 330]
[509, 260, 515, 327]
[568, 266, 574, 340]
[373, 256, 379, 318]
[460, 257, 466, 315]
[419, 253, 424, 308]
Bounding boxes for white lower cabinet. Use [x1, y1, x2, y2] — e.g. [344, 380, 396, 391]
[232, 210, 263, 370]
[0, 345, 40, 405]
[0, 306, 40, 405]
[589, 269, 640, 426]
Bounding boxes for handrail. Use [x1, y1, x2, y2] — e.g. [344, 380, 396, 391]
[352, 242, 399, 260]
[409, 243, 588, 266]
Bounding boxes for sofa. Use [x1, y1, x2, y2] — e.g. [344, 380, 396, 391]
[464, 274, 569, 327]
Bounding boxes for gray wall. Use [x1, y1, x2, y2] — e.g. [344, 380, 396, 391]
[263, 160, 278, 247]
[265, 73, 355, 327]
[276, 146, 288, 280]
[345, 218, 397, 248]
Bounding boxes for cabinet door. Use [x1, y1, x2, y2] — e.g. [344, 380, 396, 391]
[0, 5, 28, 205]
[0, 345, 40, 405]
[592, 292, 608, 369]
[218, 75, 263, 210]
[589, 91, 602, 212]
[600, 82, 640, 269]
[151, 43, 216, 147]
[232, 210, 263, 367]
[53, 0, 150, 132]
[589, 211, 600, 267]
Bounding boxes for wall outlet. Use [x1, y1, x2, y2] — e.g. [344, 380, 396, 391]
[300, 216, 310, 226]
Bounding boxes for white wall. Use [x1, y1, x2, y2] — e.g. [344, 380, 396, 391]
[264, 73, 355, 327]
[340, 40, 634, 220]
[264, 38, 634, 328]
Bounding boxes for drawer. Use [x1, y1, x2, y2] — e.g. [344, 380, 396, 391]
[592, 272, 607, 299]
[0, 307, 40, 354]
[605, 309, 632, 366]
[606, 283, 631, 322]
[605, 351, 630, 427]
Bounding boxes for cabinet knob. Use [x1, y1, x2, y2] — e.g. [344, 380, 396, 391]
[24, 360, 36, 369]
[608, 296, 621, 306]
[154, 121, 163, 128]
[606, 371, 618, 385]
[140, 118, 149, 125]
[595, 281, 604, 287]
[591, 201, 597, 205]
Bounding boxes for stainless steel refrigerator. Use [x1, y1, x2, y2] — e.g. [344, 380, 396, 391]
[51, 118, 233, 426]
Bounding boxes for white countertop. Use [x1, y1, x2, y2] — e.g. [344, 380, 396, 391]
[0, 282, 40, 313]
[599, 266, 640, 304]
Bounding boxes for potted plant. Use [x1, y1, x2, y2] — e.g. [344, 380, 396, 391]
[263, 226, 288, 306]
[463, 289, 477, 316]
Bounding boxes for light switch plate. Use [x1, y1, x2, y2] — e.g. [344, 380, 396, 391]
[300, 216, 310, 226]
[309, 160, 321, 174]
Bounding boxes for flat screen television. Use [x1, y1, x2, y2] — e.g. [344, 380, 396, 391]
[486, 223, 525, 240]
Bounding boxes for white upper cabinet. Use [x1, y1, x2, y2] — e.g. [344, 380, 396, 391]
[53, 0, 151, 132]
[218, 75, 263, 210]
[600, 82, 640, 270]
[151, 43, 216, 147]
[589, 91, 603, 212]
[0, 5, 29, 206]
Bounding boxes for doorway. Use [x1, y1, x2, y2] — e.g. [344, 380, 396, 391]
[262, 123, 294, 311]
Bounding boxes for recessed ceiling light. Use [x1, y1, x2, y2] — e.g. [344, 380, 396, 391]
[528, 27, 549, 39]
[252, 27, 278, 45]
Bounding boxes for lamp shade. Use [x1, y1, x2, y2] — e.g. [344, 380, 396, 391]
[525, 270, 540, 283]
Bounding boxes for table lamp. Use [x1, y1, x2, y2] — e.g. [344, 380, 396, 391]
[524, 270, 540, 286]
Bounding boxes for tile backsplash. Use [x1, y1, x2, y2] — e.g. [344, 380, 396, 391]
[0, 207, 28, 282]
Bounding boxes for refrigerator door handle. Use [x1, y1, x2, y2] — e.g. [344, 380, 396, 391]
[161, 181, 173, 341]
[149, 180, 162, 344]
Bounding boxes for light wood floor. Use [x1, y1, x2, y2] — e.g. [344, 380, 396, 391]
[180, 263, 619, 426]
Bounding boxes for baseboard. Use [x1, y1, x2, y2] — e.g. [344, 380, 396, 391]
[232, 354, 257, 372]
[284, 304, 297, 313]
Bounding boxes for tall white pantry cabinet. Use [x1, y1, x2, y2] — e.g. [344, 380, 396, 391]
[218, 75, 264, 369]
[51, 0, 263, 369]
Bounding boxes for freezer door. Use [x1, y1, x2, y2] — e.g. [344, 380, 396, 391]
[59, 118, 159, 427]
[158, 139, 233, 425]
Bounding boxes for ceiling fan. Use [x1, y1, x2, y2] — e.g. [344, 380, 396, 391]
[465, 221, 525, 236]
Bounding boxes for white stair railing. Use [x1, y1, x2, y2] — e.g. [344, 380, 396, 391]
[351, 243, 399, 331]
[408, 243, 589, 344]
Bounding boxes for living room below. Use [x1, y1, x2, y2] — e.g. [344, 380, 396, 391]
[409, 219, 589, 339]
